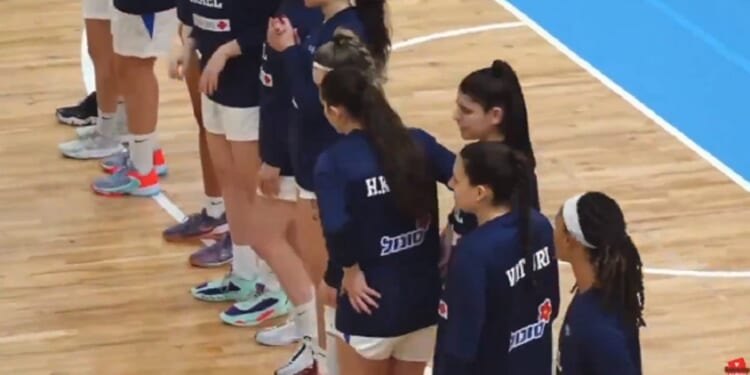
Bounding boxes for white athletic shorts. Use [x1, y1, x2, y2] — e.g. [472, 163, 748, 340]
[339, 325, 437, 362]
[82, 0, 112, 20]
[201, 95, 260, 142]
[111, 7, 178, 58]
[256, 176, 298, 202]
[296, 182, 316, 200]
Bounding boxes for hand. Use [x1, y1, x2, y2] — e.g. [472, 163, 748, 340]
[257, 163, 281, 197]
[168, 42, 194, 80]
[267, 16, 298, 52]
[199, 47, 228, 95]
[341, 264, 381, 315]
[439, 226, 454, 277]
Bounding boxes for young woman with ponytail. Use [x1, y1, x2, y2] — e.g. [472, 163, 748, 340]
[315, 67, 453, 375]
[440, 59, 540, 271]
[433, 141, 559, 375]
[265, 1, 390, 373]
[553, 192, 644, 375]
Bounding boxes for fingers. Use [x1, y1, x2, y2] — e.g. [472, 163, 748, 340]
[345, 287, 381, 315]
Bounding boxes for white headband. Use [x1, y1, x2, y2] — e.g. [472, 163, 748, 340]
[562, 194, 595, 248]
[313, 61, 333, 72]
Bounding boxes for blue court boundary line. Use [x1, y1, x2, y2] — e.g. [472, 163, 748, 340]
[146, 21, 750, 279]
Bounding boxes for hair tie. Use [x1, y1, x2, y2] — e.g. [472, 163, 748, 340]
[562, 194, 595, 248]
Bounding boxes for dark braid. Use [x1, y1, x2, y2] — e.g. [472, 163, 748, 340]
[577, 192, 646, 328]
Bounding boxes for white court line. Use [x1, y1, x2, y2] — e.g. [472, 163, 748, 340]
[149, 21, 750, 278]
[493, 0, 750, 193]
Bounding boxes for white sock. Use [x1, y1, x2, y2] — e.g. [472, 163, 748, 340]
[231, 244, 259, 280]
[130, 133, 154, 175]
[324, 306, 340, 375]
[96, 110, 118, 144]
[115, 102, 129, 139]
[257, 259, 281, 292]
[293, 291, 319, 344]
[204, 196, 225, 218]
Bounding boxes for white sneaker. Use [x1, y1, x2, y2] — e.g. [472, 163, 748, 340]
[75, 124, 130, 143]
[256, 319, 301, 346]
[274, 338, 318, 375]
[59, 132, 124, 159]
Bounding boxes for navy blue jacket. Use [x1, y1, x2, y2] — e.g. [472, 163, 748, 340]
[433, 210, 560, 375]
[259, 1, 322, 174]
[281, 7, 365, 190]
[177, 0, 278, 107]
[314, 128, 454, 337]
[556, 289, 642, 375]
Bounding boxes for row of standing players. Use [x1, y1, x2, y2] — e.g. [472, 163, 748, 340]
[53, 0, 646, 374]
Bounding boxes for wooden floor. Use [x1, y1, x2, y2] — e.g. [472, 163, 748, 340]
[2, 0, 750, 374]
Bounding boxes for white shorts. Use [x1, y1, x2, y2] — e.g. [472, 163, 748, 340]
[201, 95, 260, 142]
[82, 0, 112, 20]
[111, 8, 178, 58]
[341, 325, 437, 362]
[296, 182, 316, 200]
[256, 176, 298, 202]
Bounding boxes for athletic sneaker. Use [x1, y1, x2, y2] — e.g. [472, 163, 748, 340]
[221, 286, 290, 327]
[189, 232, 233, 267]
[75, 123, 130, 144]
[56, 91, 97, 126]
[275, 338, 318, 375]
[90, 161, 160, 197]
[256, 319, 301, 346]
[59, 132, 124, 159]
[101, 148, 168, 176]
[163, 209, 228, 242]
[191, 272, 258, 302]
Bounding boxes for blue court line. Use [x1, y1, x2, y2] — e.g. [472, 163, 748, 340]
[499, 0, 750, 190]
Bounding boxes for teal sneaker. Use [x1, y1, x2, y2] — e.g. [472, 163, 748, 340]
[91, 161, 160, 197]
[190, 273, 258, 302]
[220, 286, 290, 327]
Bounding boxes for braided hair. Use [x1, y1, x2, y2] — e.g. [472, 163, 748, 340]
[574, 192, 646, 328]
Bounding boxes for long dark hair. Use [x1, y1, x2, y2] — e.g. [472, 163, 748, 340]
[459, 141, 535, 288]
[459, 60, 535, 167]
[576, 192, 646, 328]
[320, 67, 433, 222]
[353, 0, 391, 74]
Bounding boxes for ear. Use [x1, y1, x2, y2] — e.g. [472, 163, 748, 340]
[475, 184, 491, 203]
[488, 106, 504, 126]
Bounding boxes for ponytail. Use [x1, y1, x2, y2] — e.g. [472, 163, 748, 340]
[320, 67, 433, 222]
[573, 192, 647, 328]
[353, 0, 391, 74]
[508, 150, 535, 289]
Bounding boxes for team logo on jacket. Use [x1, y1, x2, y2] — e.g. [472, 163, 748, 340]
[508, 298, 552, 352]
[380, 217, 432, 257]
[438, 299, 448, 320]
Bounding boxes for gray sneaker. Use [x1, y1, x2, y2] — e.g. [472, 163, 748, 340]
[189, 233, 233, 268]
[59, 132, 124, 160]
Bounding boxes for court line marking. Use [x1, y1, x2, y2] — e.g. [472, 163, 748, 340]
[493, 0, 750, 194]
[150, 21, 750, 278]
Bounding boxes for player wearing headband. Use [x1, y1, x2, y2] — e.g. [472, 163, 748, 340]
[553, 192, 645, 375]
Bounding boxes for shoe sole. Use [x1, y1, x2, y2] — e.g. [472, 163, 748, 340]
[163, 227, 228, 243]
[60, 148, 125, 160]
[189, 256, 233, 268]
[91, 183, 161, 197]
[221, 307, 289, 327]
[57, 114, 96, 127]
